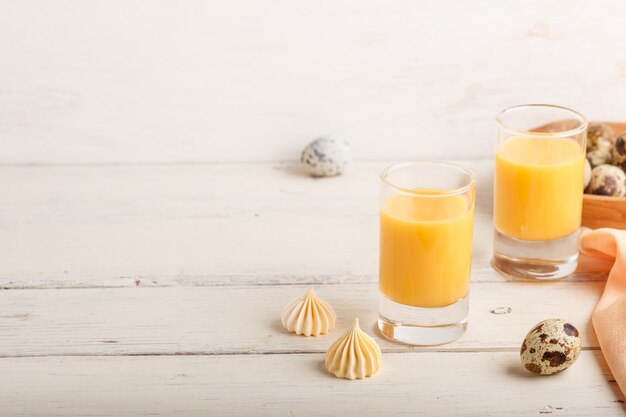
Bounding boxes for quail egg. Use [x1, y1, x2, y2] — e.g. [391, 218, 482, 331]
[587, 147, 613, 168]
[587, 137, 613, 168]
[612, 132, 626, 171]
[300, 136, 350, 177]
[586, 164, 626, 196]
[587, 123, 615, 152]
[584, 158, 592, 189]
[520, 319, 582, 375]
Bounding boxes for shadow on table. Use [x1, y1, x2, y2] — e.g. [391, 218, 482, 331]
[273, 163, 310, 178]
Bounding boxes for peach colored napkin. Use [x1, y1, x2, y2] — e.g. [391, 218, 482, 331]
[579, 228, 626, 396]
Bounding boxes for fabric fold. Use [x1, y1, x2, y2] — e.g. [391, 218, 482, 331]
[579, 228, 626, 396]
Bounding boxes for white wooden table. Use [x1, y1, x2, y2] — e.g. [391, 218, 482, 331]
[1, 160, 624, 416]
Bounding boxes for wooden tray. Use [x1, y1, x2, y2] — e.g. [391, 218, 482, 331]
[582, 121, 626, 229]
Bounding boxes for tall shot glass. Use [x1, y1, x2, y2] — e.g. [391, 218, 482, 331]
[378, 162, 476, 346]
[492, 104, 587, 280]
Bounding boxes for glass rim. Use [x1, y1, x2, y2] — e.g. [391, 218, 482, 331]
[380, 161, 476, 197]
[496, 104, 588, 138]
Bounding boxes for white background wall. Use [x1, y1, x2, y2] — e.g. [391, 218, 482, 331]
[2, 0, 625, 164]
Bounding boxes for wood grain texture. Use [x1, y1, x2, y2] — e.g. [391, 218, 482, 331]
[0, 160, 606, 289]
[0, 158, 617, 413]
[0, 160, 494, 287]
[0, 282, 604, 357]
[582, 194, 626, 229]
[2, 1, 626, 164]
[0, 352, 623, 417]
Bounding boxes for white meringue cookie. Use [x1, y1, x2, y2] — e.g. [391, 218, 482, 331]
[281, 288, 336, 336]
[325, 318, 382, 380]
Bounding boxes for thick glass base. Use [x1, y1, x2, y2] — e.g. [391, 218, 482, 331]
[377, 294, 468, 346]
[492, 229, 579, 280]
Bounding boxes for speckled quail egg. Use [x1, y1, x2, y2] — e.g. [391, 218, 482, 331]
[586, 137, 613, 168]
[520, 319, 582, 375]
[586, 164, 626, 196]
[584, 158, 592, 189]
[612, 132, 626, 171]
[587, 123, 615, 152]
[300, 136, 350, 177]
[587, 150, 613, 168]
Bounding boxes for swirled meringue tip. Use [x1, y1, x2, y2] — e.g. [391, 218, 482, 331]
[281, 287, 336, 336]
[325, 318, 382, 380]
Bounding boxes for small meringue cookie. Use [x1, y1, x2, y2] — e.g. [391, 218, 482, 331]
[325, 318, 382, 380]
[281, 288, 336, 336]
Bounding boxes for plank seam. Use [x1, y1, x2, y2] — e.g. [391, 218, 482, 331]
[0, 157, 493, 168]
[0, 272, 608, 291]
[0, 347, 600, 358]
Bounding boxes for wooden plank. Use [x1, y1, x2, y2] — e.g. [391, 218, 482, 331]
[0, 161, 605, 288]
[0, 283, 603, 357]
[0, 352, 622, 416]
[1, 1, 626, 164]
